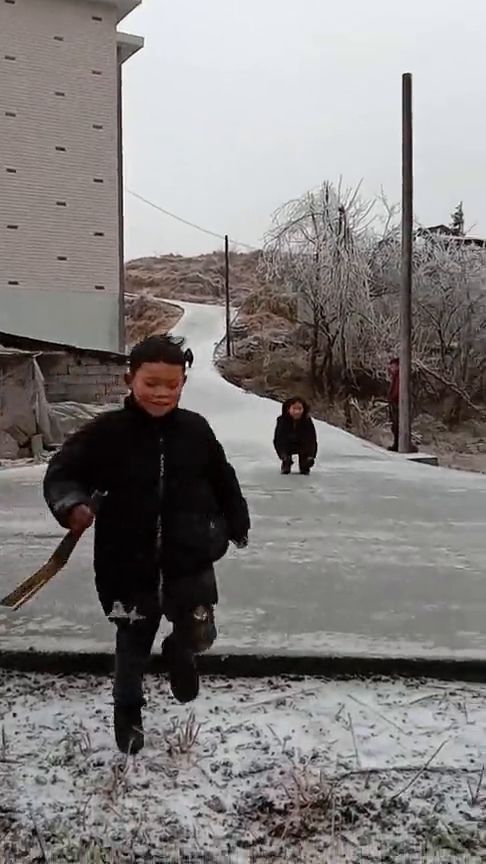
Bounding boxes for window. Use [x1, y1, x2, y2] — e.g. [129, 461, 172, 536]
[4, 55, 16, 61]
[93, 231, 105, 237]
[92, 123, 103, 130]
[56, 201, 67, 207]
[93, 178, 104, 184]
[57, 256, 67, 261]
[5, 1, 16, 5]
[94, 285, 105, 291]
[54, 91, 65, 97]
[5, 111, 16, 117]
[92, 69, 102, 76]
[92, 14, 102, 21]
[53, 36, 64, 42]
[7, 280, 19, 286]
[6, 167, 17, 174]
[55, 146, 66, 152]
[6, 224, 18, 230]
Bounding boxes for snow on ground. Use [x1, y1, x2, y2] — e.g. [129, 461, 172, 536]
[1, 672, 486, 863]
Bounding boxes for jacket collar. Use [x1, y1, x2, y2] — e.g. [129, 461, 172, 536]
[124, 393, 178, 428]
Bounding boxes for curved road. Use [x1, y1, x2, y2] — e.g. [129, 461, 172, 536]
[1, 303, 486, 658]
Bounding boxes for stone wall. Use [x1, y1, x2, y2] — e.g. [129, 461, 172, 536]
[38, 351, 127, 404]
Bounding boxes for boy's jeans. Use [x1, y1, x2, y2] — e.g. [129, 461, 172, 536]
[113, 605, 216, 709]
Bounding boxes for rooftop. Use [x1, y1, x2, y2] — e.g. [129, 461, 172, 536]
[417, 225, 486, 248]
[117, 31, 144, 63]
[0, 331, 126, 362]
[90, 0, 141, 25]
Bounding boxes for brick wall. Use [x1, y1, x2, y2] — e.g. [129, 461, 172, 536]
[38, 351, 127, 404]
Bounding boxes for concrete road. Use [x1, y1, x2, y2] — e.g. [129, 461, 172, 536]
[1, 303, 486, 659]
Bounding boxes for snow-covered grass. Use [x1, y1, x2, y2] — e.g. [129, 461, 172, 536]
[1, 671, 485, 862]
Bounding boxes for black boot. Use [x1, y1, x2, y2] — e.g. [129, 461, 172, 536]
[281, 457, 292, 475]
[299, 456, 314, 475]
[299, 459, 311, 476]
[114, 704, 144, 755]
[161, 634, 199, 704]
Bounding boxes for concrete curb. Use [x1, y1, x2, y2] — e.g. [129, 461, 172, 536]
[1, 650, 486, 683]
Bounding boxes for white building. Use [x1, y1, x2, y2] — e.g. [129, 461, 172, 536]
[0, 0, 143, 352]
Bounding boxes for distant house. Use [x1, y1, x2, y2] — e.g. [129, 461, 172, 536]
[416, 225, 486, 248]
[1, 0, 144, 353]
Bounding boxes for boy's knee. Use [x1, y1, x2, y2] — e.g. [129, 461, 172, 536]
[175, 605, 217, 654]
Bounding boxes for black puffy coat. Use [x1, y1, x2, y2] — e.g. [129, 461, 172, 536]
[44, 397, 250, 617]
[273, 398, 318, 459]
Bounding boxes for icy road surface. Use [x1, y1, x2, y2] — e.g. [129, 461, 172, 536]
[1, 303, 486, 658]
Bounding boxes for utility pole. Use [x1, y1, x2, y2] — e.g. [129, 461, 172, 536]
[400, 72, 413, 452]
[116, 51, 126, 354]
[225, 234, 231, 357]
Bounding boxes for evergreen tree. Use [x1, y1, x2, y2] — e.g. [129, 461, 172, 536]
[450, 202, 465, 235]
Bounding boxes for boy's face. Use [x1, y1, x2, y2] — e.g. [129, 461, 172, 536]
[289, 402, 304, 420]
[126, 362, 185, 417]
[389, 360, 399, 378]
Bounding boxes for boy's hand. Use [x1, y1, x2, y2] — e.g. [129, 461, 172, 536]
[68, 504, 95, 537]
[232, 536, 248, 550]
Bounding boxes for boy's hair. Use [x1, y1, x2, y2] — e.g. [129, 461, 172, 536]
[390, 356, 400, 365]
[129, 335, 186, 374]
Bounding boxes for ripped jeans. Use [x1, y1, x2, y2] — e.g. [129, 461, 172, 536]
[113, 603, 217, 710]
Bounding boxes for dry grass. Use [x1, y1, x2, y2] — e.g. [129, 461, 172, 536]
[164, 711, 202, 758]
[124, 294, 183, 346]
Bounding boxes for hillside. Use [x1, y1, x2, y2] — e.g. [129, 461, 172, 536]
[124, 251, 486, 473]
[126, 250, 262, 305]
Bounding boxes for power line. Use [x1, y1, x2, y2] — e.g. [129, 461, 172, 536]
[126, 188, 258, 251]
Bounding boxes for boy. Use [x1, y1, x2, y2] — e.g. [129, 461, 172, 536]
[44, 335, 250, 755]
[184, 347, 194, 369]
[273, 397, 318, 475]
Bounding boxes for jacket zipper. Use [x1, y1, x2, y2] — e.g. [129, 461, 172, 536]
[156, 433, 165, 607]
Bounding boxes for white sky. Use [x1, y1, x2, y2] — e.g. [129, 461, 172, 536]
[122, 0, 486, 260]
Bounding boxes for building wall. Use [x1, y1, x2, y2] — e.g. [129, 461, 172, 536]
[0, 0, 121, 351]
[1, 282, 121, 350]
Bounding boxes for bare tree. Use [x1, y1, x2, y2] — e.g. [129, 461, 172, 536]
[372, 226, 486, 421]
[265, 181, 377, 400]
[263, 179, 486, 424]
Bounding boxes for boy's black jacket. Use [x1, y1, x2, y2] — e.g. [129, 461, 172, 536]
[44, 396, 250, 615]
[273, 398, 318, 459]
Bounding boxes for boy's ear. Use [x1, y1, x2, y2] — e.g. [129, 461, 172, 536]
[125, 372, 132, 387]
